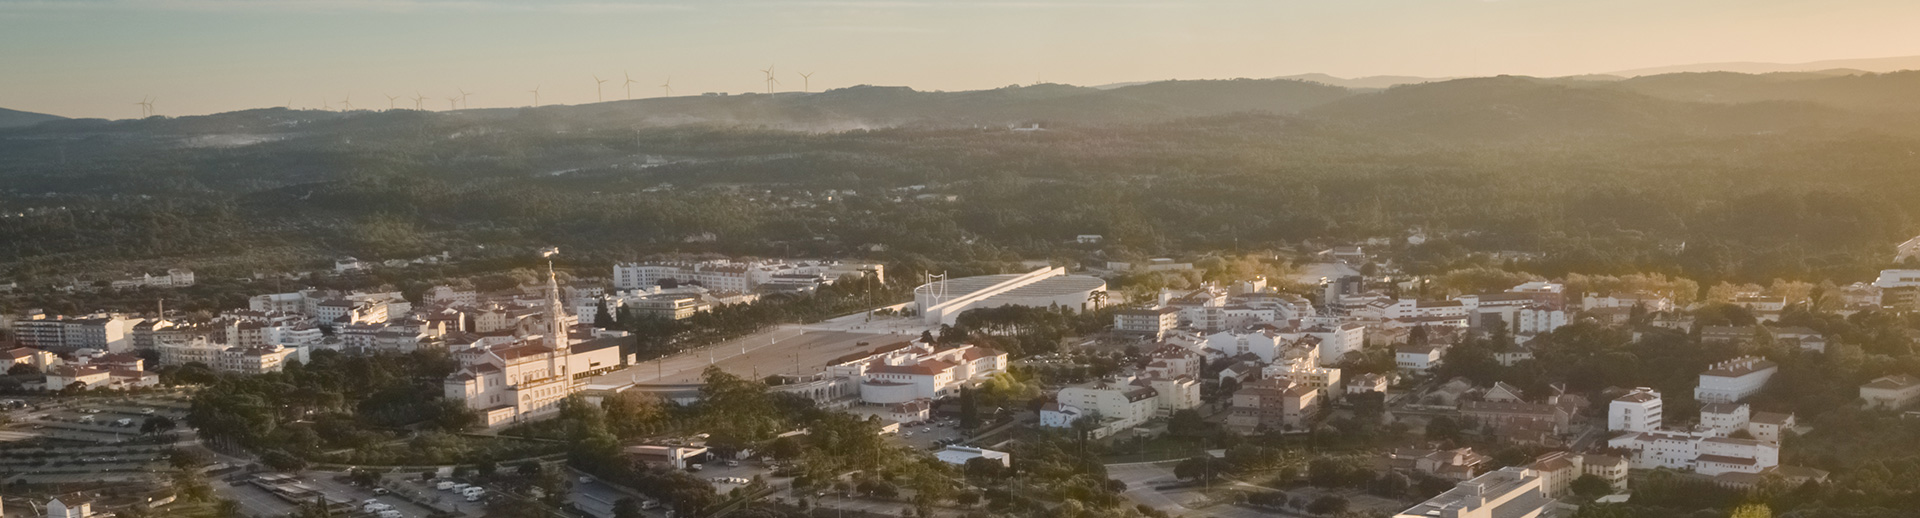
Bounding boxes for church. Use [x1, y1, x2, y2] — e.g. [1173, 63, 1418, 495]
[443, 264, 627, 427]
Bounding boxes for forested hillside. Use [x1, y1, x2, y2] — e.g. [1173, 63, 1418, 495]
[4, 71, 1920, 287]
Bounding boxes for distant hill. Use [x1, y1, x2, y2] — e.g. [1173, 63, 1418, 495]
[9, 80, 1354, 137]
[1274, 73, 1450, 90]
[0, 107, 64, 129]
[1613, 70, 1920, 112]
[1304, 75, 1857, 139]
[1608, 55, 1920, 77]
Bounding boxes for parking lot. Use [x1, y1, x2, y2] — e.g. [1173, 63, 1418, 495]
[0, 395, 188, 485]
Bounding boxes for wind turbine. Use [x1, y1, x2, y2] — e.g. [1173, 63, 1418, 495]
[659, 78, 672, 98]
[412, 92, 427, 110]
[799, 72, 813, 93]
[593, 75, 608, 102]
[133, 97, 153, 118]
[528, 86, 540, 107]
[458, 88, 473, 109]
[447, 96, 459, 110]
[623, 72, 638, 100]
[760, 65, 779, 94]
[384, 94, 400, 110]
[340, 95, 353, 111]
[322, 98, 332, 111]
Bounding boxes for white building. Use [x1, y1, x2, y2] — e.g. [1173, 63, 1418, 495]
[1396, 345, 1443, 374]
[1609, 387, 1663, 433]
[1607, 430, 1779, 475]
[1114, 307, 1180, 340]
[1694, 356, 1777, 404]
[1393, 467, 1551, 518]
[1043, 376, 1161, 438]
[844, 341, 1008, 404]
[914, 267, 1107, 325]
[442, 266, 629, 427]
[1860, 374, 1920, 410]
[936, 446, 1011, 468]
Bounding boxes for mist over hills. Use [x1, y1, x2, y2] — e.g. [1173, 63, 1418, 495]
[10, 68, 1920, 143]
[1607, 54, 1920, 77]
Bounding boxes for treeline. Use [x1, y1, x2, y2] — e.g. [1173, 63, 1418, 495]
[9, 85, 1920, 285]
[185, 349, 489, 466]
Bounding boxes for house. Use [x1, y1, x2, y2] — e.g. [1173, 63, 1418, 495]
[1766, 327, 1827, 353]
[1385, 447, 1489, 481]
[936, 446, 1010, 468]
[45, 367, 112, 390]
[1609, 387, 1663, 432]
[1529, 452, 1630, 497]
[1700, 326, 1756, 344]
[1859, 374, 1920, 410]
[1044, 375, 1161, 438]
[1395, 345, 1443, 374]
[1346, 373, 1391, 395]
[1460, 400, 1570, 434]
[1694, 356, 1777, 404]
[48, 496, 90, 518]
[0, 347, 59, 371]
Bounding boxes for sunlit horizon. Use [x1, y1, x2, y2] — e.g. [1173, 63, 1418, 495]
[7, 0, 1920, 119]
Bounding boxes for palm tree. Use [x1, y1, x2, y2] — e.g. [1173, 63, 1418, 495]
[1087, 290, 1109, 310]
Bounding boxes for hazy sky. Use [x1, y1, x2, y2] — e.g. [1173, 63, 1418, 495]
[5, 0, 1920, 119]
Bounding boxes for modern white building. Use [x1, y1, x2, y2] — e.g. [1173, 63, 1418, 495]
[1393, 467, 1552, 518]
[1609, 387, 1663, 433]
[914, 267, 1107, 325]
[936, 446, 1011, 468]
[1694, 356, 1778, 404]
[1607, 430, 1779, 476]
[1043, 375, 1161, 438]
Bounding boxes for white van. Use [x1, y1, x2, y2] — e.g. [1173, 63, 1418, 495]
[463, 487, 486, 497]
[436, 480, 455, 490]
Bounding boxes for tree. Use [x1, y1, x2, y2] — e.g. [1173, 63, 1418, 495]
[964, 457, 1006, 485]
[1307, 495, 1349, 515]
[7, 363, 38, 375]
[260, 450, 307, 472]
[595, 298, 615, 327]
[141, 416, 176, 436]
[1729, 503, 1771, 518]
[1570, 474, 1613, 500]
[1174, 455, 1229, 482]
[214, 499, 243, 518]
[1167, 409, 1209, 437]
[1425, 416, 1463, 442]
[612, 498, 644, 518]
[959, 388, 981, 430]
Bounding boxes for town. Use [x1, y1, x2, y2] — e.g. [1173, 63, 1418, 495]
[0, 234, 1915, 518]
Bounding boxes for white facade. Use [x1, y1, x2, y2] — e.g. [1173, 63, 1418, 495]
[1695, 356, 1777, 404]
[1516, 307, 1568, 335]
[442, 267, 629, 427]
[1609, 387, 1663, 432]
[936, 446, 1011, 467]
[914, 267, 1107, 325]
[1046, 376, 1160, 438]
[1607, 430, 1779, 475]
[1861, 374, 1920, 410]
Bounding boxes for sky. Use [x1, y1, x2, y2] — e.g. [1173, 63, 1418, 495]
[5, 0, 1920, 119]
